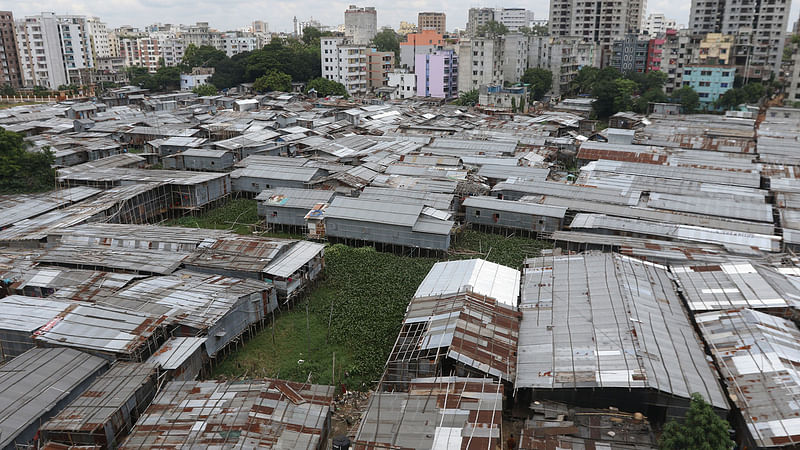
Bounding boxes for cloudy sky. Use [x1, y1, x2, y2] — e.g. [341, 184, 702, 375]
[9, 0, 799, 33]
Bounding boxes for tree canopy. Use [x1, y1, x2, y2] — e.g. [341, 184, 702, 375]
[671, 85, 700, 114]
[0, 127, 55, 194]
[715, 82, 765, 110]
[659, 393, 733, 450]
[476, 21, 508, 37]
[181, 44, 228, 70]
[306, 77, 348, 97]
[253, 70, 292, 93]
[454, 89, 479, 106]
[192, 83, 218, 96]
[372, 29, 400, 61]
[127, 65, 181, 91]
[521, 68, 553, 101]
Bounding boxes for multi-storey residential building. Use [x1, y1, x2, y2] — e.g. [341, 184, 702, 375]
[399, 30, 444, 71]
[682, 65, 734, 108]
[787, 47, 800, 103]
[529, 36, 599, 97]
[398, 22, 417, 35]
[646, 37, 665, 72]
[610, 34, 649, 73]
[660, 28, 700, 94]
[457, 37, 504, 93]
[418, 12, 446, 34]
[387, 69, 416, 99]
[549, 0, 646, 65]
[645, 14, 676, 36]
[16, 13, 94, 88]
[93, 56, 127, 84]
[467, 8, 536, 35]
[0, 11, 22, 88]
[502, 33, 529, 84]
[366, 48, 394, 91]
[252, 20, 268, 33]
[86, 17, 112, 66]
[321, 36, 367, 95]
[344, 5, 377, 45]
[415, 49, 458, 98]
[213, 32, 258, 57]
[698, 33, 734, 65]
[689, 0, 789, 78]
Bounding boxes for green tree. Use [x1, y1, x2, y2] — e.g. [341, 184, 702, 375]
[659, 393, 733, 450]
[152, 65, 182, 91]
[192, 83, 218, 96]
[181, 44, 228, 71]
[510, 96, 517, 112]
[633, 88, 668, 113]
[302, 26, 323, 46]
[253, 70, 292, 92]
[519, 96, 526, 112]
[0, 127, 55, 193]
[306, 77, 348, 97]
[454, 89, 479, 106]
[742, 82, 765, 102]
[521, 68, 553, 101]
[372, 28, 400, 61]
[671, 85, 700, 113]
[0, 84, 15, 96]
[613, 78, 637, 113]
[476, 21, 508, 37]
[591, 80, 618, 119]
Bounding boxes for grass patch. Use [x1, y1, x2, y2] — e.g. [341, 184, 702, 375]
[198, 199, 550, 388]
[165, 198, 302, 238]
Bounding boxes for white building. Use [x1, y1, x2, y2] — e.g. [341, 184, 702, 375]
[344, 5, 377, 45]
[213, 32, 259, 57]
[87, 17, 112, 64]
[467, 8, 536, 35]
[457, 37, 504, 93]
[15, 13, 94, 88]
[387, 69, 417, 99]
[549, 0, 646, 49]
[529, 36, 600, 98]
[321, 36, 368, 96]
[645, 14, 676, 36]
[181, 69, 214, 90]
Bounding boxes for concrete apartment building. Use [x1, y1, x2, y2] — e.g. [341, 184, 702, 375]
[688, 0, 790, 78]
[610, 34, 649, 73]
[698, 33, 734, 65]
[466, 8, 535, 35]
[366, 48, 394, 91]
[418, 12, 446, 34]
[399, 30, 445, 71]
[15, 13, 95, 88]
[86, 17, 112, 66]
[321, 36, 368, 96]
[645, 13, 676, 36]
[415, 49, 458, 98]
[549, 0, 646, 65]
[529, 36, 599, 97]
[344, 5, 377, 45]
[0, 11, 22, 88]
[682, 65, 734, 108]
[387, 69, 416, 99]
[456, 37, 504, 93]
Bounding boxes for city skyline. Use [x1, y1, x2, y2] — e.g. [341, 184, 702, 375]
[10, 0, 771, 34]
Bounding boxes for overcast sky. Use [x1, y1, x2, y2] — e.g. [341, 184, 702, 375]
[9, 0, 800, 33]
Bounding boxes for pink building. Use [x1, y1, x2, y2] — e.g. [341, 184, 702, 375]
[647, 38, 665, 72]
[414, 50, 458, 98]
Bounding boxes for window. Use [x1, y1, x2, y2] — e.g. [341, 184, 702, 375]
[722, 71, 730, 76]
[720, 82, 728, 87]
[475, 210, 481, 217]
[683, 69, 692, 75]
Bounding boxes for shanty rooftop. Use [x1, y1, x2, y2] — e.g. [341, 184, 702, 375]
[120, 379, 334, 449]
[413, 258, 521, 307]
[516, 253, 728, 410]
[696, 309, 800, 448]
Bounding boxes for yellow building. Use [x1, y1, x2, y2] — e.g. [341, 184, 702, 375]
[698, 33, 735, 66]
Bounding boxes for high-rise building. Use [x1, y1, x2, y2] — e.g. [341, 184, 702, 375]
[688, 0, 789, 77]
[321, 36, 367, 95]
[457, 36, 504, 93]
[610, 34, 649, 73]
[15, 13, 94, 88]
[0, 11, 22, 88]
[528, 36, 599, 97]
[252, 20, 268, 34]
[86, 17, 112, 66]
[645, 14, 676, 36]
[415, 49, 458, 98]
[344, 5, 377, 45]
[418, 12, 446, 35]
[399, 30, 444, 71]
[467, 8, 536, 36]
[549, 0, 646, 48]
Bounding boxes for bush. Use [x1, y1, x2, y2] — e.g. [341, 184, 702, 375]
[0, 127, 55, 193]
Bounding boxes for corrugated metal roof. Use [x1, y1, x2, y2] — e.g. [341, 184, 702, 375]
[414, 259, 520, 307]
[354, 377, 503, 450]
[464, 196, 567, 219]
[696, 308, 800, 448]
[0, 348, 108, 449]
[264, 240, 324, 278]
[255, 187, 335, 209]
[673, 263, 794, 311]
[40, 362, 157, 435]
[493, 180, 642, 206]
[477, 164, 549, 181]
[183, 236, 294, 274]
[360, 186, 454, 210]
[231, 165, 322, 182]
[516, 253, 728, 410]
[120, 379, 334, 449]
[0, 187, 102, 228]
[582, 159, 761, 188]
[326, 196, 423, 227]
[148, 337, 206, 370]
[570, 213, 781, 252]
[0, 295, 73, 333]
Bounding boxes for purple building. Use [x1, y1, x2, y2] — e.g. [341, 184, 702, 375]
[415, 50, 458, 99]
